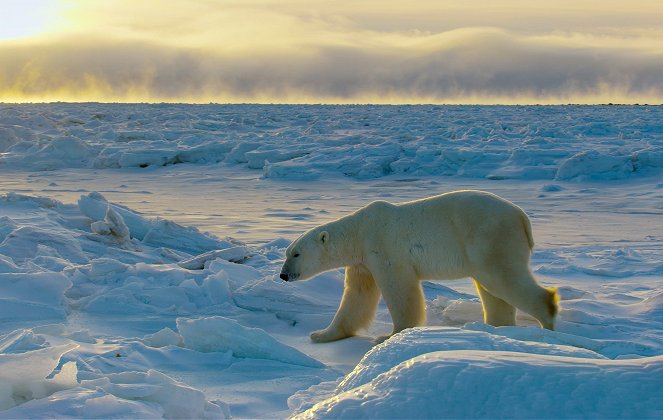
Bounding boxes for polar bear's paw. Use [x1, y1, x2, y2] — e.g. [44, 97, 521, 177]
[374, 334, 393, 344]
[310, 328, 348, 343]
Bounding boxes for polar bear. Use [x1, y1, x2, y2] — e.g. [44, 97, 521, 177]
[280, 190, 558, 343]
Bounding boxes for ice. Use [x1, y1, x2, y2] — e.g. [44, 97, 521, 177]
[0, 104, 661, 181]
[555, 150, 636, 180]
[0, 344, 78, 410]
[0, 329, 231, 418]
[0, 329, 46, 354]
[0, 390, 167, 419]
[176, 316, 324, 368]
[88, 203, 135, 251]
[79, 192, 239, 255]
[79, 192, 153, 239]
[176, 246, 253, 269]
[533, 245, 663, 282]
[78, 370, 227, 419]
[50, 361, 79, 388]
[0, 225, 87, 265]
[0, 103, 661, 418]
[143, 327, 183, 348]
[0, 273, 71, 324]
[0, 369, 229, 419]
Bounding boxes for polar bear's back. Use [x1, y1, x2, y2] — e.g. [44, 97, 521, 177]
[391, 190, 527, 226]
[362, 190, 534, 280]
[402, 189, 518, 211]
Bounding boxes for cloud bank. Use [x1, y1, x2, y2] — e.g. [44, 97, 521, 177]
[2, 1, 663, 103]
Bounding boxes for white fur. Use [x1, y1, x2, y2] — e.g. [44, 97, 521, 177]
[281, 190, 557, 343]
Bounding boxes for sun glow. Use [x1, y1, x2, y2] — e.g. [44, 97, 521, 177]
[0, 0, 67, 40]
[1, 0, 663, 103]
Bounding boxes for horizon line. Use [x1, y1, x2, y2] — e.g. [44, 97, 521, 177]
[2, 101, 662, 107]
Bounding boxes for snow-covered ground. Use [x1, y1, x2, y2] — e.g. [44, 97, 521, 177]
[0, 103, 662, 418]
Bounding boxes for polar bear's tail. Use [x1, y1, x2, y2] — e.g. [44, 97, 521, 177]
[547, 287, 559, 319]
[518, 208, 535, 251]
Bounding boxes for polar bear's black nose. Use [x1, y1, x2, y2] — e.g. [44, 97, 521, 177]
[280, 273, 289, 281]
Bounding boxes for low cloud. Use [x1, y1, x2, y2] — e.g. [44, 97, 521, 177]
[2, 27, 663, 103]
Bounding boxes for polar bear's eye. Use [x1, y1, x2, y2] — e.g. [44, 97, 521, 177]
[293, 253, 300, 258]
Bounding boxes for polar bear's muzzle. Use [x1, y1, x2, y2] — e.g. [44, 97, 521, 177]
[279, 270, 299, 282]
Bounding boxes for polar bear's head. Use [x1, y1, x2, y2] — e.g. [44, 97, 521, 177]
[280, 228, 332, 282]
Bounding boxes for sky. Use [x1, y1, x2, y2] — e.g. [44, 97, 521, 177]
[1, 0, 662, 104]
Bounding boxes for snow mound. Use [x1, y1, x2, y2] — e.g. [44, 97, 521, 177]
[336, 327, 604, 392]
[296, 350, 663, 419]
[177, 316, 324, 368]
[289, 327, 607, 415]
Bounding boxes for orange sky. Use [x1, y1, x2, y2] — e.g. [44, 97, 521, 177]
[1, 0, 663, 103]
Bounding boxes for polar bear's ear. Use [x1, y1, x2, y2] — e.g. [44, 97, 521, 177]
[318, 231, 329, 244]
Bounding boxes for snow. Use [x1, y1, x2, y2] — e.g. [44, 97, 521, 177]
[0, 103, 662, 418]
[290, 327, 663, 418]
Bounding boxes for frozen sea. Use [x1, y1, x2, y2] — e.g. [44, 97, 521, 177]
[0, 103, 662, 418]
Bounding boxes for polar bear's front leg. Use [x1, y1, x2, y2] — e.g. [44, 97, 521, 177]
[371, 265, 425, 343]
[474, 281, 516, 327]
[310, 264, 380, 343]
